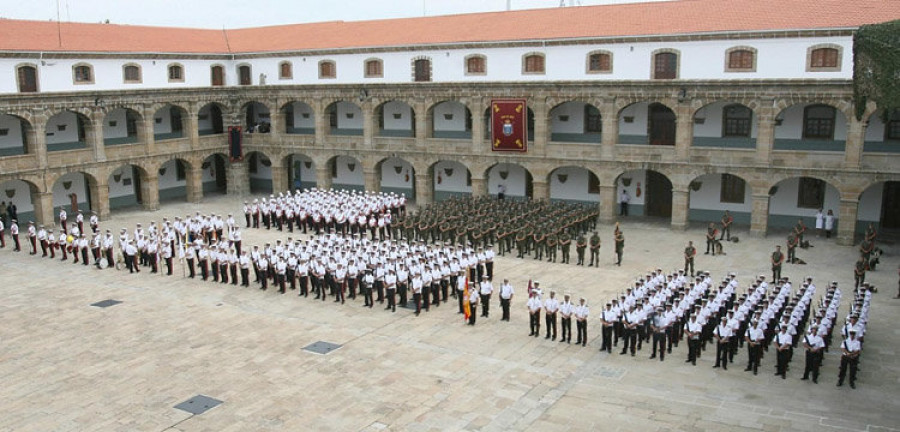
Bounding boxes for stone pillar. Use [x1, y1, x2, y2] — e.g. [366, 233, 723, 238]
[314, 101, 327, 146]
[364, 168, 380, 193]
[843, 118, 866, 170]
[363, 103, 374, 147]
[188, 103, 200, 149]
[140, 174, 160, 211]
[271, 100, 284, 142]
[471, 176, 487, 197]
[674, 105, 693, 162]
[532, 180, 549, 202]
[226, 161, 249, 196]
[670, 189, 690, 230]
[93, 179, 110, 220]
[270, 163, 289, 193]
[600, 100, 618, 160]
[532, 101, 548, 157]
[598, 185, 617, 224]
[316, 165, 332, 190]
[89, 109, 106, 162]
[470, 102, 485, 154]
[755, 101, 776, 165]
[415, 102, 428, 149]
[186, 166, 204, 203]
[749, 193, 770, 237]
[414, 173, 432, 205]
[30, 113, 48, 169]
[836, 199, 859, 246]
[140, 106, 156, 155]
[32, 191, 55, 228]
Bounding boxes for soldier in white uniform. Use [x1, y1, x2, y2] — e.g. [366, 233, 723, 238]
[527, 291, 542, 337]
[543, 291, 559, 340]
[559, 293, 574, 343]
[498, 278, 514, 321]
[713, 316, 733, 369]
[574, 297, 589, 347]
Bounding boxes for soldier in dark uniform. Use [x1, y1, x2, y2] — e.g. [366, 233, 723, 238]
[720, 210, 734, 241]
[575, 234, 586, 266]
[705, 223, 718, 256]
[684, 241, 696, 276]
[771, 245, 785, 281]
[559, 232, 571, 264]
[546, 232, 558, 263]
[787, 233, 799, 264]
[614, 228, 624, 266]
[533, 230, 545, 261]
[854, 256, 867, 289]
[589, 232, 601, 266]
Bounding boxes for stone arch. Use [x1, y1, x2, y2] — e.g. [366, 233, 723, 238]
[767, 176, 840, 232]
[51, 171, 100, 220]
[617, 101, 678, 146]
[691, 101, 758, 149]
[374, 100, 415, 138]
[614, 169, 673, 218]
[0, 113, 34, 156]
[430, 160, 472, 201]
[245, 150, 274, 193]
[686, 172, 752, 225]
[156, 158, 192, 202]
[240, 101, 272, 133]
[280, 101, 315, 135]
[324, 101, 363, 136]
[548, 165, 601, 203]
[327, 154, 364, 191]
[376, 157, 415, 199]
[106, 163, 150, 210]
[0, 178, 40, 224]
[283, 153, 316, 191]
[773, 102, 849, 152]
[45, 110, 93, 152]
[198, 102, 226, 135]
[548, 100, 603, 144]
[427, 101, 472, 139]
[486, 162, 534, 199]
[201, 153, 229, 195]
[102, 107, 143, 146]
[152, 104, 189, 140]
[856, 178, 900, 233]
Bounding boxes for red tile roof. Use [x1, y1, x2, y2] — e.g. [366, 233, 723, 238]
[0, 0, 898, 54]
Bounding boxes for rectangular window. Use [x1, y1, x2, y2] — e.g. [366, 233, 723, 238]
[365, 60, 382, 77]
[168, 65, 183, 81]
[588, 53, 611, 72]
[414, 59, 430, 82]
[720, 174, 746, 204]
[654, 52, 677, 79]
[803, 105, 836, 140]
[280, 62, 292, 79]
[74, 65, 93, 83]
[728, 50, 753, 70]
[810, 48, 839, 68]
[319, 62, 335, 79]
[797, 177, 825, 209]
[123, 65, 141, 83]
[211, 66, 224, 86]
[524, 55, 544, 74]
[18, 66, 38, 92]
[722, 105, 752, 137]
[467, 56, 485, 74]
[239, 66, 252, 85]
[584, 105, 602, 133]
[885, 110, 900, 141]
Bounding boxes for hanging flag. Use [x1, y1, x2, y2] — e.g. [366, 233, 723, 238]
[491, 99, 528, 152]
[463, 267, 471, 322]
[527, 279, 533, 296]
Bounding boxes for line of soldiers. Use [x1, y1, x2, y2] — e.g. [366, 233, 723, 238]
[525, 284, 590, 346]
[243, 189, 405, 240]
[402, 196, 599, 262]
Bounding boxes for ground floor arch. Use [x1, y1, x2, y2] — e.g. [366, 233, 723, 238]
[377, 157, 415, 200]
[767, 176, 839, 231]
[687, 173, 752, 225]
[287, 154, 316, 190]
[616, 169, 672, 218]
[52, 172, 98, 219]
[329, 155, 364, 191]
[107, 164, 150, 211]
[0, 179, 37, 224]
[158, 158, 191, 202]
[857, 181, 900, 234]
[487, 163, 533, 199]
[0, 113, 33, 156]
[432, 160, 471, 201]
[245, 151, 273, 194]
[201, 154, 228, 196]
[549, 166, 600, 203]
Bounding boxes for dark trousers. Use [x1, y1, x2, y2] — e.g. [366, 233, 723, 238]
[652, 332, 667, 359]
[545, 313, 557, 339]
[468, 305, 477, 325]
[803, 351, 822, 381]
[561, 317, 572, 342]
[241, 268, 249, 286]
[715, 341, 729, 368]
[386, 288, 396, 311]
[601, 325, 613, 352]
[576, 320, 587, 345]
[500, 298, 511, 321]
[621, 328, 637, 354]
[529, 312, 540, 336]
[776, 349, 790, 377]
[480, 294, 491, 317]
[620, 202, 628, 216]
[413, 292, 422, 315]
[746, 344, 761, 373]
[838, 355, 858, 385]
[687, 338, 700, 364]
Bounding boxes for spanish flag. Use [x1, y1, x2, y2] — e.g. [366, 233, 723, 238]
[463, 267, 471, 322]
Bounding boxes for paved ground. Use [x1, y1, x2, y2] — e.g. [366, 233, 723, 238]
[1, 194, 898, 432]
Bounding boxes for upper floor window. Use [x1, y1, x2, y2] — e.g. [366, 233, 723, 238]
[586, 51, 612, 73]
[725, 47, 756, 72]
[211, 65, 225, 86]
[319, 60, 336, 79]
[16, 64, 38, 93]
[167, 63, 184, 82]
[803, 104, 836, 140]
[73, 63, 94, 85]
[523, 53, 545, 74]
[722, 104, 752, 137]
[364, 59, 383, 78]
[808, 46, 841, 72]
[279, 61, 292, 79]
[465, 55, 486, 75]
[885, 109, 900, 141]
[123, 64, 142, 84]
[413, 58, 431, 82]
[652, 50, 678, 79]
[238, 64, 252, 85]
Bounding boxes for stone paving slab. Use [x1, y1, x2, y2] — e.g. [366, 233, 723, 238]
[0, 195, 898, 431]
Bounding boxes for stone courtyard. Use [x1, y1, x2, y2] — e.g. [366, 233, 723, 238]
[0, 195, 898, 432]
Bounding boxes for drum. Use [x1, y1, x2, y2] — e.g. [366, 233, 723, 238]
[66, 235, 74, 244]
[98, 258, 109, 269]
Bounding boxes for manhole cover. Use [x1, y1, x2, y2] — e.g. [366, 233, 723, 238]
[174, 395, 223, 415]
[303, 341, 342, 355]
[90, 299, 122, 308]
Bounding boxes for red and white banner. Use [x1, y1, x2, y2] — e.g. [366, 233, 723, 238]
[491, 99, 528, 152]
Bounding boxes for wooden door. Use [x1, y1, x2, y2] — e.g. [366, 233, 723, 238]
[645, 170, 672, 217]
[17, 66, 37, 93]
[881, 182, 900, 228]
[649, 103, 676, 146]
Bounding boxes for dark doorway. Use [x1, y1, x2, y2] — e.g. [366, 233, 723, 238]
[210, 105, 223, 134]
[132, 166, 143, 204]
[214, 156, 227, 193]
[881, 182, 900, 229]
[648, 103, 676, 146]
[645, 170, 672, 217]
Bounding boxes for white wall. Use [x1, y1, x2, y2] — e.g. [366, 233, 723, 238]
[433, 161, 471, 193]
[618, 103, 649, 136]
[488, 164, 528, 197]
[864, 114, 886, 142]
[51, 172, 89, 208]
[153, 105, 175, 134]
[0, 180, 34, 213]
[45, 112, 81, 144]
[107, 166, 137, 199]
[687, 174, 752, 212]
[288, 102, 315, 129]
[857, 183, 882, 222]
[380, 158, 414, 189]
[549, 167, 599, 202]
[0, 114, 26, 150]
[768, 177, 840, 217]
[550, 102, 588, 134]
[333, 155, 364, 186]
[775, 103, 848, 140]
[248, 153, 272, 181]
[432, 102, 468, 132]
[616, 170, 647, 205]
[335, 102, 363, 130]
[102, 108, 132, 140]
[0, 35, 853, 94]
[380, 102, 413, 131]
[692, 101, 759, 138]
[158, 159, 187, 190]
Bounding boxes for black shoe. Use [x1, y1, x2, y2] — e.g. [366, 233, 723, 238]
[801, 376, 809, 381]
[837, 382, 843, 387]
[713, 365, 720, 368]
[620, 351, 627, 355]
[850, 383, 855, 389]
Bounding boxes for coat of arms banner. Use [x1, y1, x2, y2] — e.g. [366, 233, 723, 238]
[491, 99, 528, 152]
